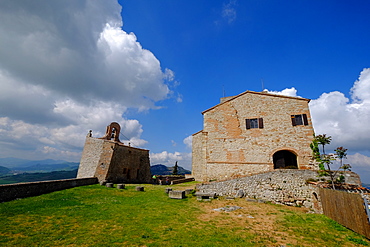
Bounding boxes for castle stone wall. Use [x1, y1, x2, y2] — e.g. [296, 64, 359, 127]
[77, 136, 151, 184]
[196, 170, 362, 212]
[106, 143, 151, 183]
[94, 140, 115, 182]
[192, 131, 207, 181]
[192, 91, 316, 182]
[77, 137, 104, 178]
[196, 170, 322, 211]
[205, 163, 273, 181]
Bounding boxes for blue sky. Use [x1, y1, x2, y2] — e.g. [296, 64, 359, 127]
[0, 0, 370, 181]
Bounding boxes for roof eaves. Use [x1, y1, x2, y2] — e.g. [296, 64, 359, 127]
[201, 90, 310, 115]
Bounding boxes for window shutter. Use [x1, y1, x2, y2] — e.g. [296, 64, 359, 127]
[291, 115, 296, 126]
[303, 114, 308, 125]
[258, 118, 264, 129]
[246, 119, 251, 129]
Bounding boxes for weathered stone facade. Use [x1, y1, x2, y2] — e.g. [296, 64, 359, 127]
[77, 122, 151, 184]
[192, 90, 316, 182]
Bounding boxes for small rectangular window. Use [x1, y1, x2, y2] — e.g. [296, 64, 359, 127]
[250, 118, 258, 128]
[246, 118, 264, 129]
[291, 114, 308, 126]
[295, 115, 303, 125]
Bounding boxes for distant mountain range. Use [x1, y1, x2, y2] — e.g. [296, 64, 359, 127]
[0, 158, 79, 178]
[0, 170, 79, 185]
[0, 166, 11, 176]
[0, 158, 191, 184]
[0, 157, 78, 169]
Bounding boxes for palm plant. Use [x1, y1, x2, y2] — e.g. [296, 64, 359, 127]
[315, 134, 332, 155]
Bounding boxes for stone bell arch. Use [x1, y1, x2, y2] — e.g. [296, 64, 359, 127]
[99, 122, 121, 142]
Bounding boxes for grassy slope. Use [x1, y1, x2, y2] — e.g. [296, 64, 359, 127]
[0, 182, 369, 247]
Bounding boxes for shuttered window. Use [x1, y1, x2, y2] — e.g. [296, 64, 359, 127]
[246, 118, 264, 129]
[291, 114, 308, 126]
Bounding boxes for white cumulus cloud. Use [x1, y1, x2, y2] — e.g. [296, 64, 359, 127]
[266, 87, 299, 97]
[310, 68, 370, 153]
[0, 0, 176, 161]
[183, 135, 193, 149]
[346, 153, 370, 184]
[150, 151, 191, 170]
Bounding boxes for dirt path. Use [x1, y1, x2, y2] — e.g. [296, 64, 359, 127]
[196, 198, 361, 247]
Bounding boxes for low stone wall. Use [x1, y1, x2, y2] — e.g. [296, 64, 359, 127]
[0, 177, 98, 203]
[154, 175, 185, 185]
[171, 177, 195, 185]
[196, 170, 322, 211]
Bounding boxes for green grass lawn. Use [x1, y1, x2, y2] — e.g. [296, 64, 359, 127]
[0, 182, 369, 247]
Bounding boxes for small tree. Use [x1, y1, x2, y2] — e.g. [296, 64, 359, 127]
[322, 153, 337, 189]
[333, 147, 351, 183]
[310, 135, 350, 189]
[172, 161, 179, 175]
[335, 146, 347, 167]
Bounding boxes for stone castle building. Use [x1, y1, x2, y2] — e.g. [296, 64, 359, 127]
[77, 122, 151, 183]
[192, 90, 316, 182]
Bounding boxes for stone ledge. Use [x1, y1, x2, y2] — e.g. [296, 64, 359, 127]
[169, 190, 185, 199]
[0, 177, 98, 203]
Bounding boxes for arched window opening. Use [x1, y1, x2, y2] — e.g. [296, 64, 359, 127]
[273, 150, 298, 169]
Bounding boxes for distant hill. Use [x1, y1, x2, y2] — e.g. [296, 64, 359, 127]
[0, 157, 70, 168]
[0, 158, 192, 183]
[0, 169, 78, 185]
[15, 162, 79, 172]
[0, 157, 35, 168]
[0, 166, 11, 176]
[0, 164, 191, 184]
[0, 158, 79, 173]
[150, 164, 191, 175]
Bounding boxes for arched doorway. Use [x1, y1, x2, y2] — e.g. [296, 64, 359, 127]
[273, 150, 298, 169]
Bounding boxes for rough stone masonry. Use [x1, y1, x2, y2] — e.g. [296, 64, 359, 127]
[196, 169, 362, 212]
[192, 90, 316, 182]
[77, 122, 151, 184]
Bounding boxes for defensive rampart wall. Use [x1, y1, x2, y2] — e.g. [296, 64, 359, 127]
[0, 177, 98, 203]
